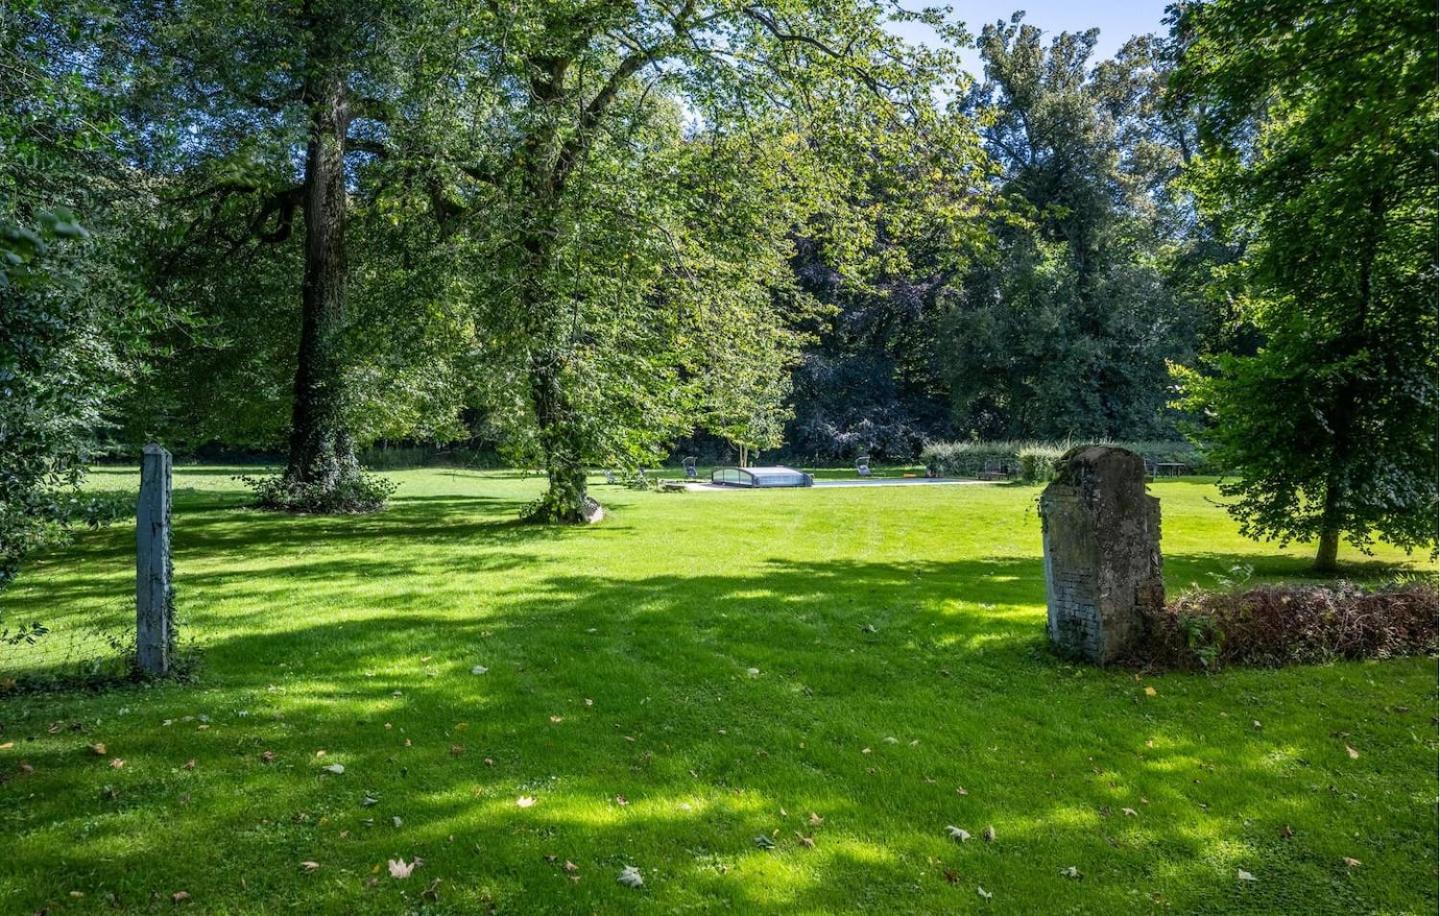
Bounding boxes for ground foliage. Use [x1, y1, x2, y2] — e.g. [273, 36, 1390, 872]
[1132, 581, 1438, 672]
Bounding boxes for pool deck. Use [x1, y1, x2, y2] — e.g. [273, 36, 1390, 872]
[686, 477, 988, 492]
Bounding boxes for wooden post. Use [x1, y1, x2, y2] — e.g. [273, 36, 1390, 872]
[136, 444, 173, 675]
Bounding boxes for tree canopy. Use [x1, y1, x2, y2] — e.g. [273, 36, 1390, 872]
[1, 0, 1433, 579]
[1174, 0, 1438, 570]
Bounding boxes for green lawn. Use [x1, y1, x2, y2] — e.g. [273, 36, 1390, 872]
[1, 468, 1435, 914]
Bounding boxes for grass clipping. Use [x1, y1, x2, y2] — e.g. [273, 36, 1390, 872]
[1128, 581, 1437, 671]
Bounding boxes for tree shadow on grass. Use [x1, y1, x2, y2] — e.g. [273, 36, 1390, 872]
[6, 470, 1434, 913]
[6, 553, 1432, 913]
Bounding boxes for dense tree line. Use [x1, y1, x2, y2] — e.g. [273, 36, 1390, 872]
[787, 14, 1214, 458]
[2, 0, 1434, 581]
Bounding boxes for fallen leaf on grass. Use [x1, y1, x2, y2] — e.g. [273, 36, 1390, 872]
[955, 786, 968, 796]
[1345, 745, 1360, 759]
[1121, 808, 1137, 817]
[753, 835, 775, 850]
[0, 742, 12, 750]
[171, 891, 190, 903]
[795, 832, 815, 849]
[977, 886, 992, 900]
[1237, 869, 1257, 882]
[300, 861, 320, 873]
[388, 858, 417, 878]
[946, 826, 971, 842]
[614, 795, 628, 806]
[109, 759, 125, 769]
[1342, 857, 1361, 868]
[807, 812, 824, 826]
[1061, 866, 1081, 879]
[564, 860, 579, 873]
[322, 763, 345, 775]
[1143, 686, 1157, 697]
[89, 743, 107, 756]
[617, 865, 644, 888]
[516, 795, 536, 808]
[260, 751, 276, 764]
[1280, 824, 1294, 838]
[183, 759, 196, 770]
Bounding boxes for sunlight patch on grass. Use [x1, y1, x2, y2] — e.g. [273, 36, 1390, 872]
[0, 468, 1431, 913]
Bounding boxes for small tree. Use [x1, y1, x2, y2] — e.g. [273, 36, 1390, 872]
[1174, 0, 1438, 571]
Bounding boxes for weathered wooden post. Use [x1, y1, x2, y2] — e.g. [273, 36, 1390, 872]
[1039, 446, 1163, 664]
[136, 443, 174, 675]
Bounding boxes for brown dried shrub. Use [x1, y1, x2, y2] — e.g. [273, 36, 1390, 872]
[1127, 581, 1438, 671]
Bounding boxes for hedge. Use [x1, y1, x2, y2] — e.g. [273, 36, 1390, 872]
[921, 439, 1209, 482]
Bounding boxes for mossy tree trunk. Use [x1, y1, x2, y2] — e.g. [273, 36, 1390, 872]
[526, 353, 594, 524]
[285, 65, 358, 492]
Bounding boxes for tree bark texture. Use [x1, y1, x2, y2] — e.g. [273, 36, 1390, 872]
[285, 67, 358, 491]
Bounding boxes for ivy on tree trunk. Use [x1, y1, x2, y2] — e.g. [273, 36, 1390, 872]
[286, 65, 359, 492]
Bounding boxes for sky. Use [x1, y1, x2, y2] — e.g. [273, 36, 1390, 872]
[888, 1, 1176, 74]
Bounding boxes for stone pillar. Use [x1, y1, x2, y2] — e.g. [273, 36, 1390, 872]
[136, 444, 174, 675]
[1039, 446, 1162, 664]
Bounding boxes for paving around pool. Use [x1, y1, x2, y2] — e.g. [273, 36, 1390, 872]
[689, 476, 985, 490]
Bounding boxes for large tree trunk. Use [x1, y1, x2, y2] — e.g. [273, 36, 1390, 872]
[1314, 526, 1341, 573]
[285, 68, 358, 492]
[1314, 475, 1343, 573]
[526, 353, 598, 524]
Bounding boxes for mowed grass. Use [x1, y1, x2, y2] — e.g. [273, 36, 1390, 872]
[1, 467, 1435, 914]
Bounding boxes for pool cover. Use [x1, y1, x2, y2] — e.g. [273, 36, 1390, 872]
[710, 466, 813, 488]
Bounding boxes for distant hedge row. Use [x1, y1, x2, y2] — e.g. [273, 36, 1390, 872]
[920, 440, 1209, 482]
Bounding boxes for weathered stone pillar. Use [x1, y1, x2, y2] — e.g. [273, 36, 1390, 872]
[1039, 446, 1163, 664]
[136, 443, 174, 675]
